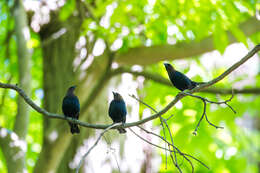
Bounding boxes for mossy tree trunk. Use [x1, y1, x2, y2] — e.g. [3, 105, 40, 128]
[33, 14, 82, 173]
[0, 0, 32, 172]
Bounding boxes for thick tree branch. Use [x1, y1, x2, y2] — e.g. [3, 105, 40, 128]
[200, 88, 260, 95]
[111, 67, 260, 95]
[0, 44, 259, 131]
[115, 17, 260, 65]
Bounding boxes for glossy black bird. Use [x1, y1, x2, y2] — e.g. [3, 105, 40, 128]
[62, 86, 80, 134]
[108, 92, 127, 133]
[164, 63, 201, 91]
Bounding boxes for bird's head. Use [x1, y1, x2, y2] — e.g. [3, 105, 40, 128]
[67, 86, 77, 93]
[163, 63, 175, 72]
[112, 92, 123, 101]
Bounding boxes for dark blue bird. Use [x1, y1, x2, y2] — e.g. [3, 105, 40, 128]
[109, 92, 127, 133]
[62, 86, 80, 134]
[164, 63, 202, 91]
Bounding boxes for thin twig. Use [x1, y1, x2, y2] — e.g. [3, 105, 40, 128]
[162, 118, 182, 172]
[129, 94, 157, 113]
[75, 123, 121, 173]
[130, 95, 183, 172]
[181, 91, 235, 135]
[132, 127, 209, 170]
[129, 127, 172, 151]
[129, 94, 171, 169]
[103, 135, 121, 173]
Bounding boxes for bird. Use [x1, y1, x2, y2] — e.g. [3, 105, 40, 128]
[164, 63, 203, 91]
[108, 92, 127, 133]
[62, 86, 80, 134]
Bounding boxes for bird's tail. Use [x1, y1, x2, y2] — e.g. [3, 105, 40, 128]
[69, 123, 80, 134]
[117, 128, 127, 134]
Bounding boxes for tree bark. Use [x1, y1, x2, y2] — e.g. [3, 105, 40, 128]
[13, 0, 32, 142]
[1, 0, 32, 172]
[0, 128, 27, 173]
[33, 15, 82, 173]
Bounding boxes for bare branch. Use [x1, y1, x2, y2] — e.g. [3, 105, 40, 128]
[112, 68, 260, 95]
[181, 91, 236, 135]
[130, 95, 194, 172]
[201, 88, 260, 95]
[131, 127, 209, 170]
[0, 45, 259, 131]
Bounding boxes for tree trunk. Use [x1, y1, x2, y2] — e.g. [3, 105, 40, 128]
[1, 0, 32, 172]
[33, 17, 82, 173]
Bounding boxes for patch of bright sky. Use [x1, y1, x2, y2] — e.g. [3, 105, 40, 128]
[35, 89, 44, 105]
[175, 101, 183, 109]
[27, 158, 35, 167]
[224, 146, 237, 160]
[131, 65, 143, 72]
[93, 39, 106, 56]
[77, 137, 112, 172]
[167, 25, 185, 40]
[167, 36, 177, 45]
[80, 54, 94, 71]
[121, 26, 130, 36]
[105, 71, 161, 172]
[48, 130, 58, 142]
[257, 10, 260, 20]
[110, 38, 123, 51]
[75, 36, 86, 50]
[234, 2, 249, 13]
[235, 112, 255, 131]
[100, 2, 117, 29]
[145, 39, 152, 46]
[201, 43, 259, 88]
[9, 90, 16, 98]
[24, 0, 65, 32]
[216, 149, 223, 158]
[74, 36, 87, 68]
[133, 25, 144, 34]
[0, 13, 7, 24]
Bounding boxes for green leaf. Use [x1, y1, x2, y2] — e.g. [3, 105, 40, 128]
[230, 26, 248, 47]
[59, 0, 76, 21]
[213, 24, 229, 53]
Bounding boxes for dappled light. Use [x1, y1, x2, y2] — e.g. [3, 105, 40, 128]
[0, 0, 259, 173]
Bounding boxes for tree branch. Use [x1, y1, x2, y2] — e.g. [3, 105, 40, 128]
[0, 44, 259, 131]
[111, 67, 260, 95]
[129, 94, 182, 172]
[115, 17, 260, 65]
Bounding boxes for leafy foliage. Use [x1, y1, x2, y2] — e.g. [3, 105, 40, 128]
[0, 0, 259, 172]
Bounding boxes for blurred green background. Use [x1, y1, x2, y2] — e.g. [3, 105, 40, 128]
[0, 0, 259, 172]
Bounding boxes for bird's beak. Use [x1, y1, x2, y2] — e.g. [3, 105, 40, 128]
[112, 91, 116, 96]
[163, 63, 168, 67]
